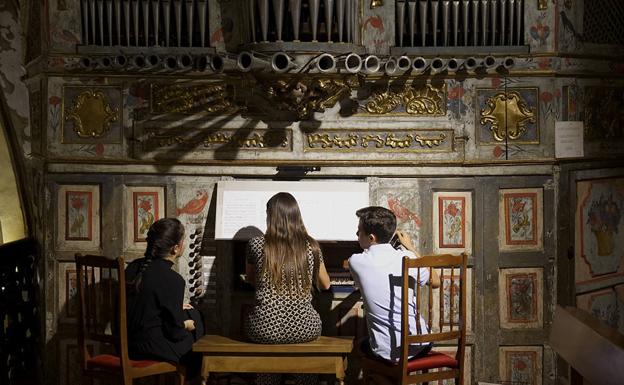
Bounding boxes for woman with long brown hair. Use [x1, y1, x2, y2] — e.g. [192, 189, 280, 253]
[245, 192, 331, 385]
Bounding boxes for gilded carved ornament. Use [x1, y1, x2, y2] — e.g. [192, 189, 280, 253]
[307, 132, 446, 150]
[148, 131, 289, 149]
[64, 89, 119, 138]
[370, 0, 383, 9]
[480, 91, 535, 142]
[364, 84, 446, 116]
[264, 76, 360, 120]
[151, 83, 239, 114]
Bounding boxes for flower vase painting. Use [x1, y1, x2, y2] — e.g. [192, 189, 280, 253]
[499, 188, 543, 252]
[124, 186, 165, 250]
[499, 268, 543, 329]
[57, 185, 100, 250]
[576, 178, 624, 285]
[433, 192, 472, 255]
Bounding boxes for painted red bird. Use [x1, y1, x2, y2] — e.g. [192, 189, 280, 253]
[363, 16, 385, 33]
[177, 191, 209, 216]
[387, 196, 421, 227]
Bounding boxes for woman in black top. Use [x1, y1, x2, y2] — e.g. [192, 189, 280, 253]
[125, 218, 203, 366]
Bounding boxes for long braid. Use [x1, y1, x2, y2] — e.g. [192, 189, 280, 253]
[128, 218, 185, 293]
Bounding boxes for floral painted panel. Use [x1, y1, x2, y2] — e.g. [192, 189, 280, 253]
[433, 191, 472, 255]
[432, 268, 473, 334]
[499, 188, 544, 252]
[499, 346, 542, 385]
[56, 184, 100, 250]
[576, 178, 624, 285]
[124, 186, 165, 250]
[499, 268, 543, 329]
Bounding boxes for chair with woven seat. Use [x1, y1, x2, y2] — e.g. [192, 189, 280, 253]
[361, 253, 468, 385]
[74, 254, 185, 385]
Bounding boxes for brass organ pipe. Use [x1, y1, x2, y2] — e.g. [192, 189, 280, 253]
[452, 0, 459, 46]
[408, 0, 416, 47]
[143, 0, 150, 46]
[336, 0, 345, 42]
[431, 0, 439, 46]
[198, 0, 207, 47]
[325, 0, 334, 42]
[259, 0, 269, 42]
[186, 0, 194, 46]
[491, 0, 497, 45]
[290, 0, 301, 41]
[419, 0, 427, 46]
[163, 0, 171, 46]
[442, 0, 450, 46]
[471, 0, 478, 45]
[153, 0, 160, 46]
[249, 0, 257, 43]
[174, 0, 182, 46]
[310, 0, 320, 41]
[480, 0, 488, 46]
[124, 0, 131, 46]
[106, 0, 113, 45]
[396, 1, 405, 47]
[133, 0, 140, 46]
[272, 0, 285, 41]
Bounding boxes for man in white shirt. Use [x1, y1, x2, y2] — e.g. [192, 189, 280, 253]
[348, 206, 440, 363]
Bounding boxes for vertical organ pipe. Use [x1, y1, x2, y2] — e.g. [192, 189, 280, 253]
[90, 0, 96, 45]
[97, 0, 104, 45]
[163, 0, 171, 46]
[452, 0, 460, 46]
[324, 0, 334, 42]
[272, 0, 285, 41]
[396, 1, 405, 47]
[198, 0, 207, 46]
[346, 0, 352, 42]
[461, 0, 468, 45]
[336, 0, 345, 42]
[186, 0, 194, 46]
[431, 0, 439, 46]
[82, 0, 89, 43]
[508, 0, 515, 45]
[259, 0, 269, 42]
[480, 0, 488, 46]
[310, 0, 320, 41]
[143, 0, 150, 46]
[408, 0, 416, 47]
[106, 0, 113, 45]
[419, 0, 427, 46]
[491, 0, 497, 45]
[133, 0, 140, 46]
[290, 0, 301, 41]
[471, 0, 478, 45]
[153, 0, 160, 46]
[115, 0, 121, 45]
[124, 0, 131, 45]
[174, 0, 182, 46]
[500, 0, 507, 45]
[442, 1, 450, 46]
[515, 0, 521, 45]
[249, 0, 257, 43]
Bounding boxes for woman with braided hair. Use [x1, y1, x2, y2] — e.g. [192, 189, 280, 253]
[244, 192, 331, 385]
[125, 217, 204, 369]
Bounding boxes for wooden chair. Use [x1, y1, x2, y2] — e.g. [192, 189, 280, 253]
[74, 254, 185, 385]
[361, 253, 468, 385]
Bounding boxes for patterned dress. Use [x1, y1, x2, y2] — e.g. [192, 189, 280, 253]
[244, 236, 323, 344]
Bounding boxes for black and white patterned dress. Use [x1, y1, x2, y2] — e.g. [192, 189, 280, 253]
[244, 236, 323, 344]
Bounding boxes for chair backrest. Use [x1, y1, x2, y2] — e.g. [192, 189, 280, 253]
[399, 253, 468, 380]
[74, 254, 130, 372]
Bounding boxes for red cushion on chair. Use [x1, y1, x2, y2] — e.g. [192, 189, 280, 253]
[406, 351, 458, 372]
[87, 354, 164, 370]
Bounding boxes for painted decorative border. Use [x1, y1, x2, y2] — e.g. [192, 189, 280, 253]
[432, 268, 473, 334]
[433, 191, 472, 255]
[123, 186, 166, 250]
[575, 177, 624, 286]
[498, 188, 543, 252]
[56, 184, 100, 250]
[499, 268, 543, 329]
[499, 346, 543, 385]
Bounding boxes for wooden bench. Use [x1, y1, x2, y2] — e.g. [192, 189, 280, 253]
[193, 335, 354, 385]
